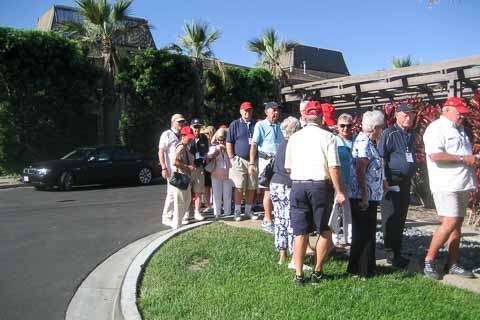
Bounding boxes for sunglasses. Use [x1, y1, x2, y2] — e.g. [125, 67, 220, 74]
[339, 124, 352, 128]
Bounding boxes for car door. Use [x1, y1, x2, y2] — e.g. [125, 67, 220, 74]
[111, 147, 139, 181]
[84, 148, 115, 184]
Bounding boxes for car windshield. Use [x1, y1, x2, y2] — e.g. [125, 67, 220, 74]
[61, 148, 95, 160]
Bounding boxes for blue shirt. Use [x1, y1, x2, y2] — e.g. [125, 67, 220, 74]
[378, 124, 416, 178]
[270, 140, 291, 187]
[350, 132, 384, 202]
[335, 136, 353, 192]
[252, 119, 284, 155]
[226, 118, 255, 160]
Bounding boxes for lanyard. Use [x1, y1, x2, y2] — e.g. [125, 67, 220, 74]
[241, 119, 253, 139]
[394, 125, 411, 153]
[170, 129, 180, 140]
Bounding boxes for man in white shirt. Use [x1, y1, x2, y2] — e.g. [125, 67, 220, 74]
[285, 101, 346, 285]
[422, 97, 478, 280]
[158, 114, 186, 226]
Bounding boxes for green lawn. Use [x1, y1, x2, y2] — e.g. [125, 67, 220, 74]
[139, 223, 480, 320]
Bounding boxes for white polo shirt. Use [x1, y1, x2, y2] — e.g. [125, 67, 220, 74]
[423, 116, 477, 193]
[159, 128, 180, 173]
[285, 123, 340, 181]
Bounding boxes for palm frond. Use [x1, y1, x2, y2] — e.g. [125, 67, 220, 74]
[111, 0, 133, 22]
[179, 20, 221, 60]
[246, 38, 265, 56]
[75, 0, 103, 25]
[392, 55, 414, 68]
[57, 20, 86, 37]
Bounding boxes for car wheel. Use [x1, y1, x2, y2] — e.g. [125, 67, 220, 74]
[138, 167, 153, 185]
[59, 171, 74, 191]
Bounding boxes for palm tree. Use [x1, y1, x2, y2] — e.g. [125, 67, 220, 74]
[178, 20, 222, 114]
[59, 0, 151, 143]
[247, 28, 300, 99]
[392, 55, 414, 69]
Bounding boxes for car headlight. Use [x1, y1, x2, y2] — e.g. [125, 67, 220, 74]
[37, 168, 51, 175]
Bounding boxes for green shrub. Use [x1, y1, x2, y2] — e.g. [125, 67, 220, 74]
[0, 27, 100, 172]
[117, 48, 200, 155]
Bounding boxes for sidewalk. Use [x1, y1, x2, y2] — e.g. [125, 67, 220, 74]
[0, 177, 25, 189]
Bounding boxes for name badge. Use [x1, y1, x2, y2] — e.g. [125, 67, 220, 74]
[248, 138, 252, 145]
[406, 152, 414, 163]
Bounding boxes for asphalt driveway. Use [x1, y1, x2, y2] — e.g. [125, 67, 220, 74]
[0, 183, 168, 320]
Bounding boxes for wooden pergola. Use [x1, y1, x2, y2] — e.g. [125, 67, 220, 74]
[281, 55, 480, 112]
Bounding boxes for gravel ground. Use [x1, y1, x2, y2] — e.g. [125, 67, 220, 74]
[372, 205, 480, 274]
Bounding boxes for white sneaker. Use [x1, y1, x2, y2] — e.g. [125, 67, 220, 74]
[287, 262, 312, 272]
[234, 211, 242, 222]
[244, 212, 259, 220]
[194, 211, 205, 221]
[182, 217, 190, 225]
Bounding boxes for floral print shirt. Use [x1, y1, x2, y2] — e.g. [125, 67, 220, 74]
[350, 132, 384, 201]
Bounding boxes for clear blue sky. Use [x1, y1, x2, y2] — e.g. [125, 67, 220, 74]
[1, 0, 479, 75]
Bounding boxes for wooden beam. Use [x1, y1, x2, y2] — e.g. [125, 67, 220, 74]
[281, 54, 480, 94]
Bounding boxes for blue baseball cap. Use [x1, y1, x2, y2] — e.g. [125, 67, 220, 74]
[396, 103, 413, 113]
[264, 101, 280, 110]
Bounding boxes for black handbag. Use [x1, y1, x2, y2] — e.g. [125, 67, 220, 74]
[258, 158, 275, 187]
[169, 171, 190, 190]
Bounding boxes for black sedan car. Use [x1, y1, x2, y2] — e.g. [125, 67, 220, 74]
[23, 145, 161, 190]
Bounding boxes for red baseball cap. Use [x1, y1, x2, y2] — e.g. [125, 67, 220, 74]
[180, 126, 195, 139]
[304, 101, 322, 115]
[219, 124, 228, 129]
[321, 103, 337, 126]
[444, 97, 470, 113]
[240, 102, 253, 110]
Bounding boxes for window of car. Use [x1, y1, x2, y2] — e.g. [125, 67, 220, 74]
[93, 150, 112, 161]
[62, 148, 95, 160]
[113, 148, 135, 161]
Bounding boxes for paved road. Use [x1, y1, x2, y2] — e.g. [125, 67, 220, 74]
[0, 183, 168, 320]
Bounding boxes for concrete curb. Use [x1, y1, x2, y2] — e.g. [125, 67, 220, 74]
[65, 230, 171, 320]
[0, 183, 27, 190]
[119, 221, 213, 320]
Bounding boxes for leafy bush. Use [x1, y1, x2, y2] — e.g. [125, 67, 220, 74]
[0, 27, 100, 173]
[117, 48, 200, 155]
[205, 66, 277, 125]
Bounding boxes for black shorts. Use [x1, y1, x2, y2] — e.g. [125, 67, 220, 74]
[290, 181, 334, 236]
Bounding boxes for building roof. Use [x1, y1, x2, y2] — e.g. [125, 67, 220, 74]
[36, 5, 155, 49]
[280, 45, 350, 76]
[281, 54, 480, 111]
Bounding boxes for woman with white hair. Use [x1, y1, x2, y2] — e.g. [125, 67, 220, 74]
[270, 116, 310, 270]
[207, 128, 232, 218]
[348, 110, 385, 279]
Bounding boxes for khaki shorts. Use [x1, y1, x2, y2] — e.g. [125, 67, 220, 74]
[229, 156, 258, 191]
[432, 191, 470, 218]
[191, 166, 205, 194]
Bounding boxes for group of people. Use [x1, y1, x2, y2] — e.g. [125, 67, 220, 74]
[159, 95, 478, 285]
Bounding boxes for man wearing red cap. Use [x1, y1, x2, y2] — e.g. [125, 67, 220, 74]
[226, 102, 259, 221]
[422, 96, 478, 280]
[321, 103, 337, 129]
[285, 101, 346, 285]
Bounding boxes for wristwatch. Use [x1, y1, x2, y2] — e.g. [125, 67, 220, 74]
[459, 155, 464, 163]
